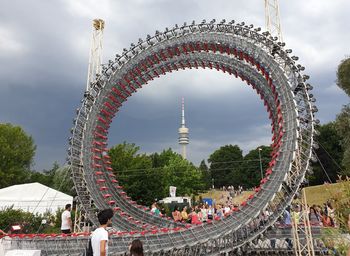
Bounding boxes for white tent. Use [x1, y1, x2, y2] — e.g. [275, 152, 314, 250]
[0, 183, 73, 215]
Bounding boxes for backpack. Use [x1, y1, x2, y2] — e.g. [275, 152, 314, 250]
[85, 238, 93, 256]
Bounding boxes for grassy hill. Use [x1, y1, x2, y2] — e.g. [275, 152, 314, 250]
[304, 181, 350, 206]
[198, 189, 254, 205]
[198, 181, 350, 207]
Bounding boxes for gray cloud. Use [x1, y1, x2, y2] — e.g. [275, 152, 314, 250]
[0, 0, 349, 170]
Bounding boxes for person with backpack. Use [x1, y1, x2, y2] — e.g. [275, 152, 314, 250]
[90, 208, 114, 256]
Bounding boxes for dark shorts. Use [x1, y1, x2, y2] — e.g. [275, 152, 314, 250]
[61, 229, 71, 234]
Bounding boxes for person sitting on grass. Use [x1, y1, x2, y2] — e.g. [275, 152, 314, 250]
[181, 206, 189, 222]
[172, 207, 182, 222]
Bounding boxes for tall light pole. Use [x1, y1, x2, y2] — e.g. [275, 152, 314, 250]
[258, 148, 263, 179]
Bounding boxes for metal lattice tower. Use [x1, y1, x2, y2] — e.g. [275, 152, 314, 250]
[291, 189, 316, 256]
[86, 19, 105, 91]
[265, 0, 283, 42]
[74, 19, 105, 233]
[178, 97, 189, 159]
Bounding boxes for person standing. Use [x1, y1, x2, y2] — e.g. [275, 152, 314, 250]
[283, 207, 291, 226]
[129, 239, 144, 256]
[61, 204, 72, 234]
[91, 208, 113, 256]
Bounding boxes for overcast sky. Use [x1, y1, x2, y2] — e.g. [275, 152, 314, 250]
[0, 0, 349, 171]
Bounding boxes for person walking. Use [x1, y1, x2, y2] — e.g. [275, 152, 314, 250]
[129, 239, 144, 256]
[61, 204, 72, 234]
[91, 208, 114, 256]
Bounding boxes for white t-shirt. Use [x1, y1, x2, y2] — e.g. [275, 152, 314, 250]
[61, 210, 71, 230]
[91, 227, 108, 256]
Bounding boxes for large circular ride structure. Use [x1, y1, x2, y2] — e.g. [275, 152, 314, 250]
[68, 19, 316, 255]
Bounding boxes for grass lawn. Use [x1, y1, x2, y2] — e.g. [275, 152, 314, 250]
[198, 182, 349, 207]
[198, 189, 254, 205]
[304, 181, 350, 206]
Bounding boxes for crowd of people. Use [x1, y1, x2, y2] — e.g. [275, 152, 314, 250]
[163, 195, 339, 229]
[281, 201, 337, 228]
[86, 199, 344, 255]
[169, 203, 241, 224]
[221, 185, 244, 198]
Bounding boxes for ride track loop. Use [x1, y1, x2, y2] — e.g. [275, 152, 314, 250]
[9, 19, 317, 255]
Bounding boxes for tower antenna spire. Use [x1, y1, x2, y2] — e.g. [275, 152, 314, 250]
[178, 97, 189, 159]
[181, 97, 185, 127]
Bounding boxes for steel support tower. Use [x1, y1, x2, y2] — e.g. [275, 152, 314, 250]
[291, 188, 316, 256]
[74, 18, 105, 233]
[264, 0, 283, 42]
[86, 19, 105, 91]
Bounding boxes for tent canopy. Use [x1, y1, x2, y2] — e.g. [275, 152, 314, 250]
[0, 183, 73, 215]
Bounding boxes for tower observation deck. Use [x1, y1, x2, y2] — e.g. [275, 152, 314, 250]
[178, 97, 189, 159]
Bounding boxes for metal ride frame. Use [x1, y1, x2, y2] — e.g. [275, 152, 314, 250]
[8, 19, 317, 255]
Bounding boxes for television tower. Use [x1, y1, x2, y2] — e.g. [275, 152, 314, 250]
[178, 97, 189, 159]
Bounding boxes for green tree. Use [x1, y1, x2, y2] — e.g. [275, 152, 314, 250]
[208, 145, 243, 188]
[335, 104, 350, 175]
[28, 162, 59, 187]
[0, 207, 42, 233]
[109, 142, 153, 205]
[240, 146, 272, 188]
[310, 123, 344, 184]
[28, 171, 52, 187]
[199, 160, 208, 172]
[52, 165, 74, 196]
[335, 58, 350, 176]
[108, 142, 146, 173]
[150, 149, 178, 168]
[0, 123, 36, 188]
[109, 144, 205, 206]
[159, 151, 204, 197]
[199, 159, 211, 190]
[337, 57, 350, 97]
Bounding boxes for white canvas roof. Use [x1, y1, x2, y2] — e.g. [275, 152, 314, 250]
[0, 182, 73, 215]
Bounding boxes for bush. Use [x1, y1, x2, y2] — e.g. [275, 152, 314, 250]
[0, 206, 65, 234]
[0, 206, 43, 233]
